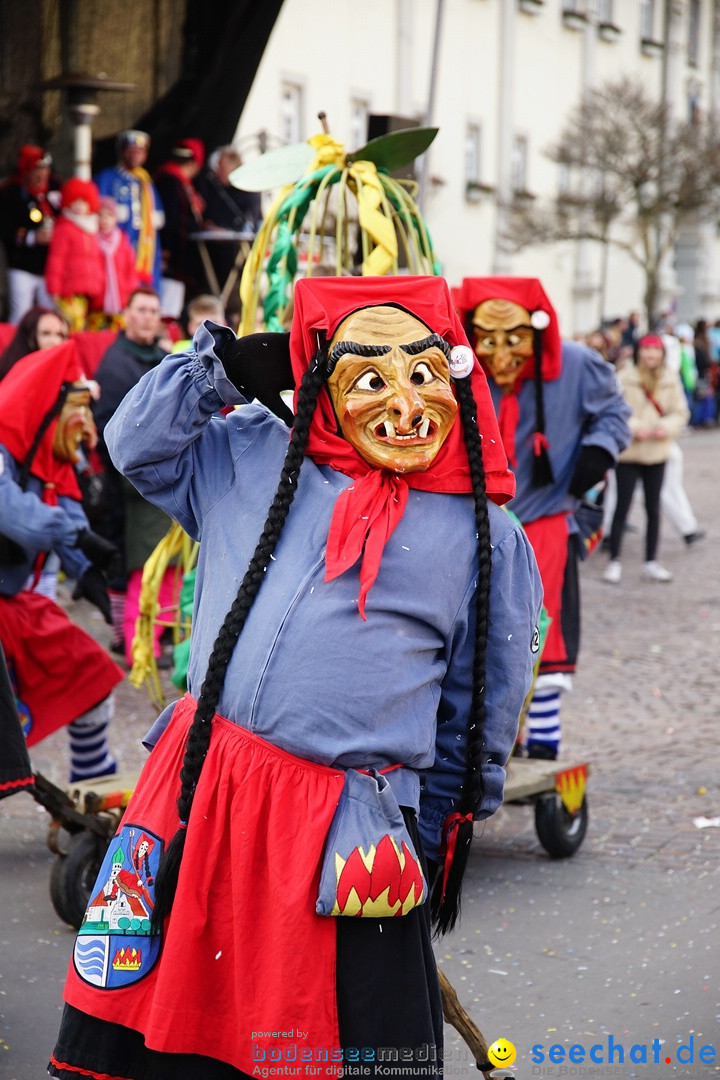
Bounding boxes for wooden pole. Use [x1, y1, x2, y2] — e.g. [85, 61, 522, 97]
[437, 968, 495, 1077]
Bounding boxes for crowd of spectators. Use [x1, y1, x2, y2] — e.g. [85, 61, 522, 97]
[583, 311, 720, 429]
[0, 132, 262, 677]
[0, 133, 261, 330]
[579, 312, 710, 587]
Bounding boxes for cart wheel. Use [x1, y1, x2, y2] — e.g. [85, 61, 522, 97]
[50, 831, 107, 928]
[534, 793, 588, 858]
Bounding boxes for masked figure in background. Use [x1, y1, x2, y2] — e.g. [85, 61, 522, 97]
[50, 275, 542, 1080]
[458, 278, 631, 760]
[0, 342, 124, 786]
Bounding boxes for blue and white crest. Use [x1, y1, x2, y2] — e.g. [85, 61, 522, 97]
[73, 822, 163, 989]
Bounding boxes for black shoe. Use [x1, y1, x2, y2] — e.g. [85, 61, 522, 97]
[109, 639, 125, 656]
[684, 530, 706, 546]
[527, 743, 558, 761]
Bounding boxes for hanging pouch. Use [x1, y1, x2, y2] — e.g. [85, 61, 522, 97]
[316, 767, 427, 917]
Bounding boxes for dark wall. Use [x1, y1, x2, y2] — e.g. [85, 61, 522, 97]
[0, 0, 284, 179]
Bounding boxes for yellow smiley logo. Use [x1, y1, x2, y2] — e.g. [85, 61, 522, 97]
[487, 1038, 517, 1068]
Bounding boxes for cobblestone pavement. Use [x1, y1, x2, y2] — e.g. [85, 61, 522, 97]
[477, 425, 720, 875]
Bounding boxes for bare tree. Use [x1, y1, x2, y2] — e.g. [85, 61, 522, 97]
[505, 77, 720, 326]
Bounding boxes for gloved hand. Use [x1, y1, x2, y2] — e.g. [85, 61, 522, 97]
[218, 330, 294, 426]
[72, 566, 112, 624]
[568, 445, 614, 498]
[75, 528, 121, 576]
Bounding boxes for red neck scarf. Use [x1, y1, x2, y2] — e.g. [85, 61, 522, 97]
[290, 277, 516, 618]
[0, 341, 87, 500]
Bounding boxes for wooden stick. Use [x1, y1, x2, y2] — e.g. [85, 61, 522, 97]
[437, 968, 495, 1077]
[317, 111, 330, 134]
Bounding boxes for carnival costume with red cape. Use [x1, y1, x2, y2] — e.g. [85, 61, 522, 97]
[0, 342, 123, 750]
[50, 278, 542, 1080]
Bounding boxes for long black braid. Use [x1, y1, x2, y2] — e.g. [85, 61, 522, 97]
[531, 325, 554, 487]
[429, 372, 493, 935]
[150, 348, 328, 933]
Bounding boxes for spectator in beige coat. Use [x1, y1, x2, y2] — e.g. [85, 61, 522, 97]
[604, 334, 690, 584]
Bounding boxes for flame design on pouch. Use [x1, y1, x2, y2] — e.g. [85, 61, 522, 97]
[112, 946, 143, 971]
[331, 834, 426, 916]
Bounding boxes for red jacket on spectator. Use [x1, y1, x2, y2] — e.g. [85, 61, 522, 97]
[45, 216, 105, 305]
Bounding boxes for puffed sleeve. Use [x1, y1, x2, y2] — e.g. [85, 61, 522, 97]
[104, 322, 250, 539]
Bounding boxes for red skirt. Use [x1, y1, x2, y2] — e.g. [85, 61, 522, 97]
[523, 513, 573, 672]
[0, 592, 124, 746]
[61, 694, 346, 1075]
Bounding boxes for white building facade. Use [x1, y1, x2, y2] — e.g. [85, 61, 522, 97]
[235, 0, 720, 335]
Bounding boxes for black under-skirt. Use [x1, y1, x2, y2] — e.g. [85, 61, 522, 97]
[48, 811, 444, 1080]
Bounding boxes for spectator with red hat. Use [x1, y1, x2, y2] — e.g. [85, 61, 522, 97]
[45, 178, 105, 332]
[0, 145, 60, 323]
[603, 334, 690, 585]
[154, 138, 206, 304]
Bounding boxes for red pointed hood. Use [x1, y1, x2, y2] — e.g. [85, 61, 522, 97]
[0, 340, 87, 498]
[290, 275, 515, 503]
[456, 276, 562, 382]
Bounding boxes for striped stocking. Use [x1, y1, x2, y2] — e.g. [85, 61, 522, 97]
[67, 696, 117, 782]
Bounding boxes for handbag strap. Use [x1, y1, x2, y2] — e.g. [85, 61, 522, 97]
[642, 387, 666, 417]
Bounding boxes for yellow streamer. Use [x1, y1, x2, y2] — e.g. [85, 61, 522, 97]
[351, 161, 397, 276]
[238, 131, 425, 334]
[304, 137, 397, 278]
[129, 523, 198, 709]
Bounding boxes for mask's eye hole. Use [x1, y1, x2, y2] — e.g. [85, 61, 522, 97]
[479, 334, 496, 350]
[353, 370, 386, 392]
[507, 334, 523, 347]
[410, 361, 434, 386]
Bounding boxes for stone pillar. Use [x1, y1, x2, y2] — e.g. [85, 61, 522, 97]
[492, 0, 515, 274]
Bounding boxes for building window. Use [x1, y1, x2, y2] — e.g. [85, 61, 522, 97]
[640, 0, 655, 40]
[688, 0, 701, 66]
[280, 81, 303, 145]
[465, 123, 482, 184]
[511, 135, 529, 194]
[349, 97, 370, 151]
